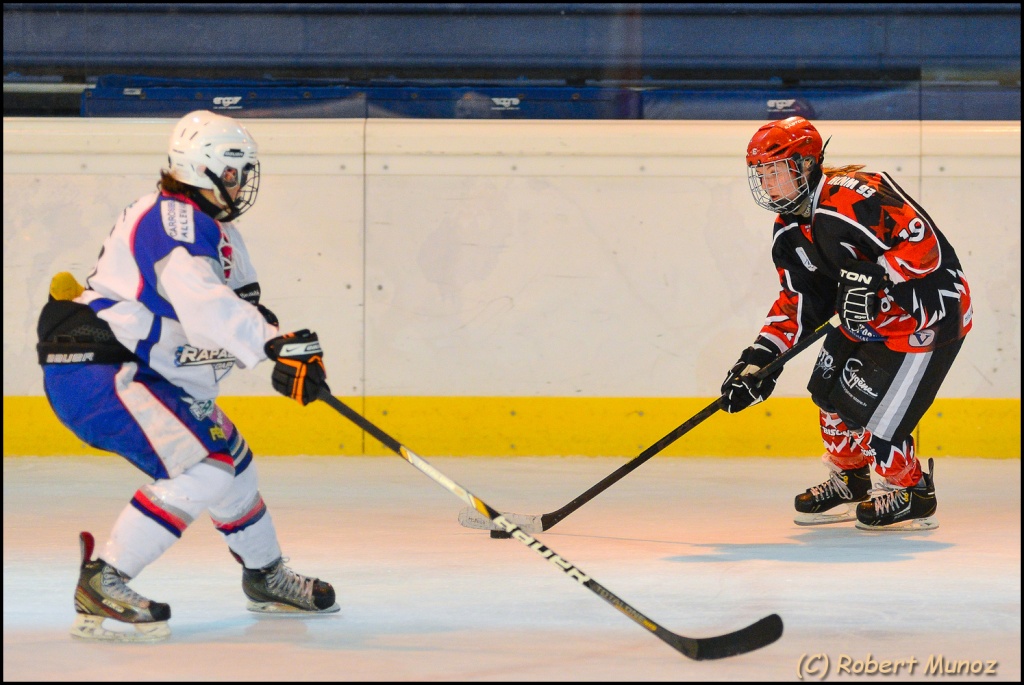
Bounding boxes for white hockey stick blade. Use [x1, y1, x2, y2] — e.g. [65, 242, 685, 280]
[458, 507, 544, 534]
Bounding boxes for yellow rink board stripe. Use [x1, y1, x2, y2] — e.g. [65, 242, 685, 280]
[3, 395, 1019, 459]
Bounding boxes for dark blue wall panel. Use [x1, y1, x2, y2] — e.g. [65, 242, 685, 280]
[5, 4, 1019, 75]
[6, 4, 1020, 119]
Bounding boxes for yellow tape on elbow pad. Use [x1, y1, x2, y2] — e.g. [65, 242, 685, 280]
[49, 272, 85, 301]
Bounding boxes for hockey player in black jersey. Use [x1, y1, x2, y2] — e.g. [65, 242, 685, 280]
[720, 116, 972, 531]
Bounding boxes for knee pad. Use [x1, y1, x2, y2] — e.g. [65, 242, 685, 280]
[141, 458, 235, 524]
[208, 460, 261, 522]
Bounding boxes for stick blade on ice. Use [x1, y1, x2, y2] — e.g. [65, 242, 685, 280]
[678, 613, 783, 661]
[458, 507, 543, 533]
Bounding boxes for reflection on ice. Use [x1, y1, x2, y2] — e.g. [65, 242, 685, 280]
[4, 455, 1020, 681]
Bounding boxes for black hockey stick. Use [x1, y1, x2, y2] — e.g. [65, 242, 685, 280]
[459, 315, 840, 534]
[317, 388, 783, 660]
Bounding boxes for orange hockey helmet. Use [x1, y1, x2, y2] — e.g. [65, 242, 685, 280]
[746, 117, 824, 214]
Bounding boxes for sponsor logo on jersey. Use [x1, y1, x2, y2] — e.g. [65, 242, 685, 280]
[814, 348, 836, 379]
[182, 396, 216, 421]
[161, 201, 195, 244]
[796, 247, 817, 272]
[175, 345, 236, 381]
[820, 426, 848, 437]
[491, 97, 521, 110]
[909, 329, 936, 348]
[842, 359, 878, 399]
[844, 323, 885, 343]
[235, 283, 261, 305]
[213, 96, 242, 109]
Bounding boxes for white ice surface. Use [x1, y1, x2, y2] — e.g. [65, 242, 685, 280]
[3, 455, 1020, 681]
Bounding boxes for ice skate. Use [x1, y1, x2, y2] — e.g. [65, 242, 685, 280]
[70, 532, 171, 642]
[856, 458, 938, 531]
[794, 461, 872, 525]
[242, 557, 340, 614]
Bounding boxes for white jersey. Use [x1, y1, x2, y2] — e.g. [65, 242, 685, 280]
[77, 190, 278, 400]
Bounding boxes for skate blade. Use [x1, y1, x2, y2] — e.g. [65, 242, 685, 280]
[855, 517, 939, 532]
[794, 503, 860, 526]
[70, 614, 170, 642]
[246, 600, 341, 615]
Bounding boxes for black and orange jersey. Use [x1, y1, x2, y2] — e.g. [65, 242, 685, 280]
[759, 170, 972, 354]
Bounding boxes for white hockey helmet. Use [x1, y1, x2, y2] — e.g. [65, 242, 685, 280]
[166, 110, 260, 220]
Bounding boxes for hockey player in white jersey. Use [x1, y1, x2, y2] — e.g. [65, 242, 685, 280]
[37, 110, 339, 642]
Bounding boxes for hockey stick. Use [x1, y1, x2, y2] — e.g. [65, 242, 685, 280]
[317, 388, 783, 660]
[459, 315, 840, 534]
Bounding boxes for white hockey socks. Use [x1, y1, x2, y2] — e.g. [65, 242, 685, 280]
[101, 459, 235, 577]
[208, 462, 282, 569]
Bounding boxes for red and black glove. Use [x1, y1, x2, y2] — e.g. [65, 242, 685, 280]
[264, 330, 327, 406]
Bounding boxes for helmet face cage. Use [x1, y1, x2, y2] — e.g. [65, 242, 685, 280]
[747, 157, 811, 214]
[167, 111, 260, 220]
[745, 117, 822, 214]
[206, 159, 260, 221]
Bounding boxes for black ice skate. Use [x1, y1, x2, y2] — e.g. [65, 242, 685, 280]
[794, 461, 872, 525]
[70, 531, 171, 642]
[856, 458, 938, 531]
[242, 557, 340, 614]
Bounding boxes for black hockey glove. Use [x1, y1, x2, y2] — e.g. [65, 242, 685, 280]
[265, 330, 327, 406]
[256, 303, 279, 327]
[720, 340, 782, 413]
[837, 260, 887, 329]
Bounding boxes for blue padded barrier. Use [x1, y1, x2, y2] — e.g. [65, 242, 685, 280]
[80, 76, 1020, 120]
[81, 78, 643, 119]
[363, 86, 641, 119]
[82, 83, 367, 119]
[640, 86, 921, 121]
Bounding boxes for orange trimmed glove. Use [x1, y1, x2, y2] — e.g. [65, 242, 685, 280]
[264, 330, 327, 405]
